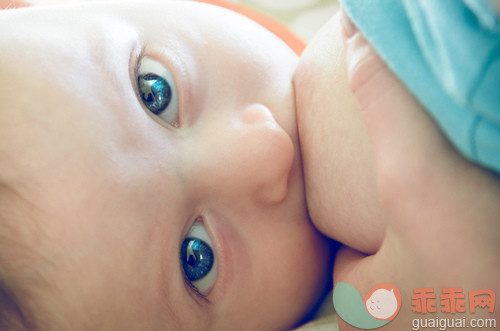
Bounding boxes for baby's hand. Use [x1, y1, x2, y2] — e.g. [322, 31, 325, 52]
[334, 10, 500, 330]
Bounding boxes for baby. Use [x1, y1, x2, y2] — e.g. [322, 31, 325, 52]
[1, 0, 499, 330]
[0, 0, 333, 330]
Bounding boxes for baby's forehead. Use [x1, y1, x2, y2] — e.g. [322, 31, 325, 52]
[5, 0, 303, 54]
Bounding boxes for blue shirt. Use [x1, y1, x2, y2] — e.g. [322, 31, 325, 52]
[340, 0, 500, 173]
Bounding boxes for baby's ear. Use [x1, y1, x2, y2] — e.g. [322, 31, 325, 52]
[0, 0, 31, 9]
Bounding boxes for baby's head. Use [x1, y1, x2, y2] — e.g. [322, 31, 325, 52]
[0, 0, 331, 329]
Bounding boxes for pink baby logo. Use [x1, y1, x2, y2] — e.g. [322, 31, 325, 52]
[333, 282, 401, 329]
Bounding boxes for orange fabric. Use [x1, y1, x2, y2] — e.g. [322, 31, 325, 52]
[196, 0, 306, 55]
[0, 0, 29, 9]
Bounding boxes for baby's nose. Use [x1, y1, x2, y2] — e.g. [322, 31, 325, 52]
[238, 104, 294, 204]
[190, 104, 294, 205]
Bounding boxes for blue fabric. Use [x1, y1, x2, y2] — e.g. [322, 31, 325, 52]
[340, 0, 500, 173]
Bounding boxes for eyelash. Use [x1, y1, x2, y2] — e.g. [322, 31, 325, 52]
[133, 47, 145, 92]
[184, 274, 211, 303]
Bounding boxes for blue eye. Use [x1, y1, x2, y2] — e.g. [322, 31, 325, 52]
[182, 239, 213, 281]
[137, 57, 179, 126]
[138, 73, 172, 115]
[180, 222, 218, 295]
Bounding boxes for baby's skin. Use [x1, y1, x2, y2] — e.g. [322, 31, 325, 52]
[0, 1, 331, 330]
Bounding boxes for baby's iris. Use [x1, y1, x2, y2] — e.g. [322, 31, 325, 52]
[138, 73, 172, 115]
[136, 56, 179, 126]
[181, 238, 214, 282]
[180, 222, 218, 296]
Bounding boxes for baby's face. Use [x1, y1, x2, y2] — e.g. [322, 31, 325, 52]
[0, 1, 331, 329]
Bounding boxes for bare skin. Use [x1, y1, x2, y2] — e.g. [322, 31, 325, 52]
[294, 11, 500, 330]
[0, 1, 331, 329]
[294, 13, 384, 255]
[1, 0, 498, 329]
